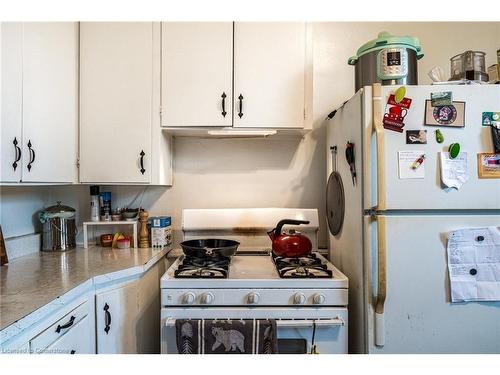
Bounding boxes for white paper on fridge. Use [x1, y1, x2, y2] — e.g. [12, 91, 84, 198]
[440, 151, 468, 189]
[447, 227, 500, 302]
[398, 151, 425, 179]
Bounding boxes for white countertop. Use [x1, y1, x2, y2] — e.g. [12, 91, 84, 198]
[0, 246, 171, 332]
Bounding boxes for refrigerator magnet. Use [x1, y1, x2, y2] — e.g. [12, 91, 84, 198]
[384, 92, 413, 133]
[481, 112, 500, 128]
[406, 130, 427, 144]
[424, 100, 465, 127]
[430, 91, 453, 107]
[398, 151, 425, 179]
[477, 153, 500, 179]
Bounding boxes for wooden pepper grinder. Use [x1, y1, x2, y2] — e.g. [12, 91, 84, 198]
[138, 210, 149, 248]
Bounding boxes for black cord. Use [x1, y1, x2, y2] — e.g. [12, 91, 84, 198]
[326, 100, 349, 120]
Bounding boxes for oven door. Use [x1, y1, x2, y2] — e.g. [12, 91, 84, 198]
[160, 307, 347, 354]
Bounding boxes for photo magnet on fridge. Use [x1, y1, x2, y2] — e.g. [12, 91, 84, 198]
[482, 112, 500, 128]
[424, 100, 465, 127]
[406, 130, 427, 144]
[431, 91, 453, 107]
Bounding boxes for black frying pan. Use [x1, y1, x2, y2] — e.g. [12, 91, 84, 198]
[180, 239, 240, 258]
[326, 146, 345, 236]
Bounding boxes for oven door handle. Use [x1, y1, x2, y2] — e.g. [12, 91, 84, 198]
[276, 318, 345, 328]
[164, 317, 345, 328]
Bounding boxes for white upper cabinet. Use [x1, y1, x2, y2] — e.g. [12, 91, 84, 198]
[161, 22, 233, 127]
[233, 22, 307, 128]
[1, 23, 23, 183]
[80, 22, 154, 184]
[1, 22, 78, 183]
[22, 23, 78, 182]
[160, 22, 311, 132]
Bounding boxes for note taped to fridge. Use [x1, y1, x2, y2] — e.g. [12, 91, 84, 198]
[447, 227, 500, 302]
[439, 151, 468, 189]
[398, 151, 425, 179]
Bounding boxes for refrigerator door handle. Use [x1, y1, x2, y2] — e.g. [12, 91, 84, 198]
[374, 215, 387, 347]
[372, 83, 386, 211]
[372, 84, 387, 347]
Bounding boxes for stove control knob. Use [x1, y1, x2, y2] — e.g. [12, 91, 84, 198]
[200, 292, 214, 305]
[182, 292, 196, 305]
[247, 292, 260, 304]
[293, 292, 306, 305]
[313, 293, 326, 305]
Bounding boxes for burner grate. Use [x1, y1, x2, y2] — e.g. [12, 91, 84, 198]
[272, 253, 333, 279]
[174, 255, 231, 279]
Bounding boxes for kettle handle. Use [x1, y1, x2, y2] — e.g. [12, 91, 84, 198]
[272, 219, 310, 235]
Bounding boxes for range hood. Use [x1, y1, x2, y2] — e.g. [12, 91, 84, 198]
[162, 127, 309, 139]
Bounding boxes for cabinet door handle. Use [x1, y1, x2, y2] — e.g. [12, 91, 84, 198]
[55, 315, 76, 333]
[27, 140, 35, 171]
[221, 92, 227, 117]
[238, 94, 244, 118]
[104, 303, 111, 334]
[139, 150, 146, 175]
[12, 137, 21, 171]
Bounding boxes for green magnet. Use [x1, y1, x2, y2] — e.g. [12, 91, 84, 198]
[394, 86, 406, 103]
[435, 129, 444, 143]
[449, 143, 461, 159]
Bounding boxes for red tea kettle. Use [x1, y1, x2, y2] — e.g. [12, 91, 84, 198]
[268, 219, 312, 257]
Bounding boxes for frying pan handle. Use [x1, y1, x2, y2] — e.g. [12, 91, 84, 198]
[272, 219, 310, 235]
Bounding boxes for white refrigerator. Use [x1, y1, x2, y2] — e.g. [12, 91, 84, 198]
[326, 84, 500, 354]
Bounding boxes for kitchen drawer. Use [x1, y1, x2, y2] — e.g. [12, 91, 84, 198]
[41, 316, 92, 354]
[30, 301, 88, 353]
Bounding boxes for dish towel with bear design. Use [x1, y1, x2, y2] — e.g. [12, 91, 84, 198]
[175, 319, 278, 354]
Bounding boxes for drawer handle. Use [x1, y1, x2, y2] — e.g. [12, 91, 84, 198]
[139, 150, 146, 175]
[12, 137, 21, 171]
[55, 315, 76, 333]
[238, 94, 244, 118]
[27, 140, 35, 172]
[104, 303, 111, 334]
[221, 92, 227, 117]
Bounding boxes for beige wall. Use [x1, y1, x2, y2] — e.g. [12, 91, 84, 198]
[2, 22, 499, 249]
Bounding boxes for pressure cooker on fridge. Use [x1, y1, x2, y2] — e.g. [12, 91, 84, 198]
[348, 32, 424, 91]
[39, 202, 77, 251]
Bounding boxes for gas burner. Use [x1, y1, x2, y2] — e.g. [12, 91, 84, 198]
[272, 253, 333, 279]
[174, 256, 231, 279]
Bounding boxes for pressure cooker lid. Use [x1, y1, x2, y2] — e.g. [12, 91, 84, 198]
[326, 171, 345, 236]
[348, 31, 424, 65]
[39, 201, 76, 223]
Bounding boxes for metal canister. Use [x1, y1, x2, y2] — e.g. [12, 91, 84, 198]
[39, 202, 77, 251]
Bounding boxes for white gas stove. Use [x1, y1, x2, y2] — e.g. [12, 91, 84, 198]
[160, 208, 348, 354]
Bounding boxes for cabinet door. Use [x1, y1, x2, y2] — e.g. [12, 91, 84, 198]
[233, 23, 306, 128]
[22, 22, 78, 182]
[161, 22, 233, 127]
[80, 22, 153, 183]
[1, 23, 23, 183]
[95, 280, 139, 354]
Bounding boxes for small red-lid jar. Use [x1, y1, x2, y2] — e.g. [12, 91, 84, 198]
[116, 238, 131, 249]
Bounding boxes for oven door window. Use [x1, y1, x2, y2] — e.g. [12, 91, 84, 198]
[277, 339, 307, 354]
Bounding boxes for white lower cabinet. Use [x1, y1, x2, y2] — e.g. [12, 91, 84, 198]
[1, 258, 165, 354]
[41, 316, 92, 354]
[30, 301, 91, 354]
[95, 259, 164, 354]
[95, 280, 140, 354]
